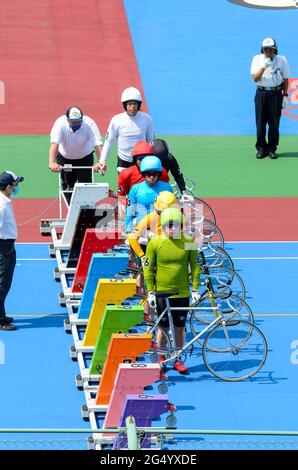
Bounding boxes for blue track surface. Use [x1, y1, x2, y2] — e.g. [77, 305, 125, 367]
[124, 0, 298, 134]
[1, 242, 298, 449]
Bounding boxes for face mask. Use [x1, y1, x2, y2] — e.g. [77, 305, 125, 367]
[11, 186, 19, 197]
[70, 124, 82, 132]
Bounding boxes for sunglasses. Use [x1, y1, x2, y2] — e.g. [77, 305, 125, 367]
[144, 171, 160, 177]
[166, 222, 182, 229]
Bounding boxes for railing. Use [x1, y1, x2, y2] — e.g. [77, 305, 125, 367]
[1, 426, 298, 450]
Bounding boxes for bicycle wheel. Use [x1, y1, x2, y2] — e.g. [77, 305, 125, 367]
[199, 245, 234, 270]
[202, 320, 268, 381]
[194, 197, 216, 225]
[201, 267, 246, 301]
[189, 294, 254, 350]
[191, 220, 224, 251]
[132, 321, 173, 361]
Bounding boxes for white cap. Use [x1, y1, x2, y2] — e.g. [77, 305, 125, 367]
[262, 38, 276, 48]
[66, 107, 83, 120]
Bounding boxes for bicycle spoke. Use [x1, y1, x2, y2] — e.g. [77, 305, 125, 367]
[202, 320, 268, 381]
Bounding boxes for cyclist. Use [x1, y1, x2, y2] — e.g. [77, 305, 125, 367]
[127, 191, 178, 264]
[125, 156, 173, 233]
[152, 138, 188, 198]
[143, 207, 201, 374]
[117, 141, 170, 198]
[98, 87, 155, 174]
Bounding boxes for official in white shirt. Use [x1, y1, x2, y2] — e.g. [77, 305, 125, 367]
[0, 170, 24, 331]
[49, 107, 103, 202]
[251, 38, 289, 159]
[99, 87, 155, 174]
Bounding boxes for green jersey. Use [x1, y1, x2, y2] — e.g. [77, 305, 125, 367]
[143, 234, 200, 298]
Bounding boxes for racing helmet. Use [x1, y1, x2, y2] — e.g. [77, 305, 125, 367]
[140, 156, 162, 174]
[154, 191, 177, 211]
[121, 87, 142, 110]
[160, 207, 183, 226]
[131, 141, 154, 159]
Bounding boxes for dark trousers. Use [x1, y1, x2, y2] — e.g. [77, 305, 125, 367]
[254, 89, 283, 152]
[117, 156, 133, 173]
[56, 152, 94, 203]
[157, 297, 189, 328]
[0, 240, 16, 320]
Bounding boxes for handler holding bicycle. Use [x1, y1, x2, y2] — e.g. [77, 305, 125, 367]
[48, 107, 103, 203]
[143, 207, 201, 374]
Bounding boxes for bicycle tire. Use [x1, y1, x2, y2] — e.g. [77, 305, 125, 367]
[200, 245, 234, 271]
[201, 267, 246, 301]
[133, 321, 173, 361]
[202, 320, 268, 381]
[194, 197, 216, 225]
[203, 220, 224, 248]
[190, 293, 253, 326]
[182, 202, 223, 249]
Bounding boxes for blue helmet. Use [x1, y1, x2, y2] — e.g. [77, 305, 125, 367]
[140, 155, 162, 174]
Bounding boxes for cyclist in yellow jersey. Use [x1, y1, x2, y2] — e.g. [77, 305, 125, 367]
[143, 207, 201, 374]
[127, 191, 178, 262]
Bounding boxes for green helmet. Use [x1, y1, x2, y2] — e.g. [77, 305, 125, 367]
[160, 207, 183, 226]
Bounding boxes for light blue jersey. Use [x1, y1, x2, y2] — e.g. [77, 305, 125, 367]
[126, 180, 173, 231]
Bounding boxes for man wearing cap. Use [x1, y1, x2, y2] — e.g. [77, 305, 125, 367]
[251, 38, 290, 159]
[0, 171, 24, 331]
[49, 107, 103, 203]
[98, 87, 155, 174]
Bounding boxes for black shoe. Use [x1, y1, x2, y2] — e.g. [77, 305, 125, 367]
[256, 149, 266, 159]
[268, 151, 277, 159]
[0, 316, 14, 324]
[0, 322, 16, 331]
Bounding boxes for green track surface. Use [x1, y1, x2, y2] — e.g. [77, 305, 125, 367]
[1, 135, 298, 198]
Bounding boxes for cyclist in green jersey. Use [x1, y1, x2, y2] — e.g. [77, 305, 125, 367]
[143, 207, 201, 373]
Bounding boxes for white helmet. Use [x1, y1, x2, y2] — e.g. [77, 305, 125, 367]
[121, 87, 142, 103]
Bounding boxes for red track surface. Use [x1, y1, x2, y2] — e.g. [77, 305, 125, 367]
[0, 0, 146, 134]
[14, 197, 298, 242]
[208, 197, 298, 241]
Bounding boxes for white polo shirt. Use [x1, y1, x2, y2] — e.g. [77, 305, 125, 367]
[100, 111, 155, 163]
[50, 115, 103, 160]
[0, 192, 17, 240]
[251, 54, 290, 87]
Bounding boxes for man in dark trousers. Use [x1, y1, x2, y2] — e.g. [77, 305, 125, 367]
[49, 106, 103, 203]
[0, 171, 24, 331]
[251, 38, 289, 159]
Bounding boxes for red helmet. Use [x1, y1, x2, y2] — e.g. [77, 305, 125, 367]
[131, 141, 154, 159]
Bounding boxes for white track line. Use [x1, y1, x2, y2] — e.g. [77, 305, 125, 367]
[16, 258, 54, 261]
[16, 242, 49, 244]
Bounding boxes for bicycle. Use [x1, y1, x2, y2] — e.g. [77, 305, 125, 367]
[139, 291, 267, 382]
[198, 249, 246, 300]
[172, 177, 216, 224]
[199, 242, 233, 270]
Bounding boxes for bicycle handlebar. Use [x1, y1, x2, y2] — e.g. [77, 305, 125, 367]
[58, 164, 99, 171]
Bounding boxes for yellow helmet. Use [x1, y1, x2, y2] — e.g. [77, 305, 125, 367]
[154, 191, 177, 211]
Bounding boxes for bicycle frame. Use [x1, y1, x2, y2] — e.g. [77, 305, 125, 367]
[152, 302, 225, 366]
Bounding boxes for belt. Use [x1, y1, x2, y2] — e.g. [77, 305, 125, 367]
[0, 238, 15, 243]
[257, 85, 282, 91]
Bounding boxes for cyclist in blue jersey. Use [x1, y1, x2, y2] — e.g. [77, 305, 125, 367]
[126, 156, 173, 232]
